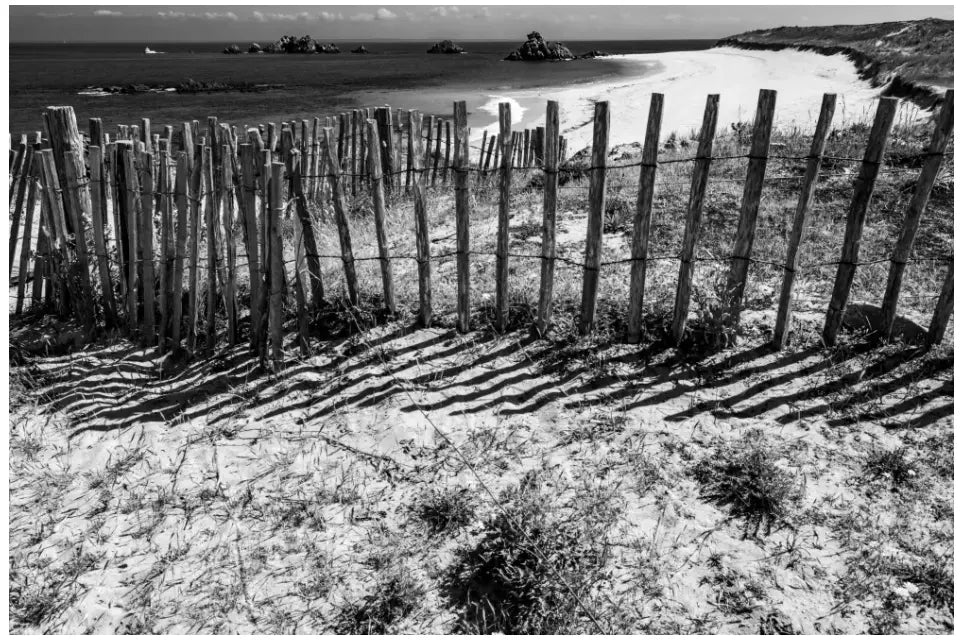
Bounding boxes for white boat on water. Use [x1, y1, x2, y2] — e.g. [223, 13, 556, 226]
[144, 47, 164, 55]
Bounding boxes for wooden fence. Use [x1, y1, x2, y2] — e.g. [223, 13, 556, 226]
[7, 89, 955, 369]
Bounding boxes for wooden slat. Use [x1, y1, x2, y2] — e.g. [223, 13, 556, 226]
[773, 94, 837, 348]
[579, 101, 611, 335]
[409, 111, 433, 328]
[453, 101, 471, 333]
[323, 127, 359, 305]
[536, 101, 560, 336]
[268, 162, 285, 367]
[495, 102, 513, 332]
[926, 262, 954, 346]
[171, 151, 189, 348]
[366, 118, 396, 313]
[15, 152, 40, 314]
[671, 94, 720, 343]
[138, 150, 157, 345]
[724, 88, 777, 327]
[880, 89, 954, 339]
[822, 97, 898, 346]
[627, 93, 664, 343]
[88, 146, 117, 326]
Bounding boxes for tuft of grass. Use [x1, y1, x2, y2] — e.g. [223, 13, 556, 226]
[440, 477, 618, 634]
[702, 553, 768, 615]
[413, 487, 475, 537]
[863, 446, 919, 487]
[334, 571, 424, 634]
[693, 432, 802, 538]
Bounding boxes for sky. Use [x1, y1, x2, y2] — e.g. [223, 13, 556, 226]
[8, 4, 955, 42]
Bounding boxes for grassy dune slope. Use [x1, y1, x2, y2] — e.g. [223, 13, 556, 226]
[716, 18, 953, 107]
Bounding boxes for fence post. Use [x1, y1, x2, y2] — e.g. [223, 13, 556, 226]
[171, 151, 189, 348]
[268, 162, 285, 368]
[382, 108, 396, 192]
[536, 101, 560, 336]
[323, 127, 360, 305]
[62, 151, 97, 334]
[822, 97, 898, 346]
[15, 152, 40, 315]
[724, 89, 777, 327]
[238, 143, 262, 349]
[222, 144, 238, 346]
[880, 89, 954, 340]
[579, 101, 611, 335]
[926, 262, 954, 346]
[9, 136, 26, 203]
[158, 150, 172, 351]
[409, 111, 433, 328]
[290, 149, 324, 309]
[43, 106, 90, 235]
[626, 93, 665, 343]
[186, 143, 203, 352]
[671, 94, 720, 343]
[366, 118, 397, 313]
[202, 146, 218, 353]
[9, 144, 34, 273]
[424, 115, 435, 183]
[88, 146, 117, 326]
[773, 93, 837, 349]
[454, 100, 472, 333]
[138, 150, 157, 346]
[444, 120, 452, 184]
[351, 109, 360, 197]
[495, 102, 513, 332]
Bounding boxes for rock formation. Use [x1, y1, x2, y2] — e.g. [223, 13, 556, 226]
[351, 45, 370, 54]
[427, 40, 466, 54]
[579, 49, 611, 58]
[504, 31, 574, 61]
[223, 44, 241, 55]
[248, 42, 263, 53]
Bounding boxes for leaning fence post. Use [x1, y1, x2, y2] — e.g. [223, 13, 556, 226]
[409, 111, 433, 328]
[822, 97, 898, 346]
[626, 93, 665, 343]
[186, 143, 203, 352]
[671, 94, 720, 343]
[138, 150, 157, 346]
[268, 162, 285, 368]
[171, 151, 189, 348]
[453, 101, 472, 333]
[926, 262, 954, 346]
[366, 118, 397, 313]
[62, 151, 97, 334]
[9, 144, 34, 274]
[158, 151, 172, 351]
[222, 144, 238, 346]
[323, 128, 360, 305]
[290, 150, 324, 309]
[579, 101, 611, 335]
[773, 93, 837, 349]
[444, 120, 452, 184]
[495, 102, 513, 332]
[15, 152, 40, 315]
[536, 101, 560, 336]
[88, 146, 118, 326]
[724, 89, 777, 328]
[880, 89, 954, 340]
[202, 146, 218, 353]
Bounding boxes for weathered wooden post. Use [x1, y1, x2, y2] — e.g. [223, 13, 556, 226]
[926, 262, 954, 346]
[880, 89, 954, 340]
[822, 97, 898, 346]
[409, 111, 433, 327]
[626, 93, 665, 343]
[443, 120, 452, 184]
[671, 95, 720, 343]
[366, 118, 397, 313]
[202, 146, 218, 352]
[773, 93, 837, 348]
[14, 153, 40, 315]
[495, 102, 513, 332]
[579, 102, 611, 335]
[268, 162, 285, 368]
[222, 144, 238, 346]
[171, 151, 189, 348]
[290, 149, 324, 309]
[724, 89, 777, 327]
[186, 143, 203, 352]
[9, 143, 34, 273]
[536, 101, 561, 336]
[323, 127, 360, 305]
[453, 101, 471, 333]
[138, 150, 157, 345]
[88, 146, 117, 326]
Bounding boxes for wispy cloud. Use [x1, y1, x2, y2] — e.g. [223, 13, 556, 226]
[349, 12, 375, 22]
[376, 8, 397, 20]
[319, 11, 343, 21]
[205, 11, 239, 21]
[93, 9, 122, 17]
[36, 11, 74, 18]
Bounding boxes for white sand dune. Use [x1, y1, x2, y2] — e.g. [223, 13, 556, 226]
[472, 46, 929, 153]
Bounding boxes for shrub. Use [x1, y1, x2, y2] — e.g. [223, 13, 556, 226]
[413, 487, 475, 536]
[863, 447, 918, 487]
[440, 477, 616, 633]
[693, 432, 802, 537]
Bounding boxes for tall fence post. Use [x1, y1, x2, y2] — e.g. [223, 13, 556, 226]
[409, 111, 433, 328]
[453, 100, 471, 333]
[61, 151, 97, 334]
[880, 89, 954, 340]
[9, 144, 34, 273]
[268, 162, 285, 368]
[14, 152, 40, 315]
[222, 144, 238, 346]
[88, 145, 117, 326]
[366, 118, 397, 313]
[626, 93, 665, 344]
[186, 143, 203, 352]
[536, 101, 560, 336]
[822, 97, 898, 346]
[926, 262, 954, 346]
[671, 94, 720, 343]
[171, 151, 189, 348]
[724, 89, 777, 327]
[773, 93, 837, 349]
[202, 146, 218, 353]
[495, 102, 513, 332]
[579, 101, 610, 335]
[323, 128, 359, 305]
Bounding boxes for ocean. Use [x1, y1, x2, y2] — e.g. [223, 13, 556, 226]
[9, 40, 714, 137]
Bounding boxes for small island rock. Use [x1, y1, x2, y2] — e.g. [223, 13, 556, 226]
[504, 31, 574, 61]
[427, 40, 466, 54]
[223, 44, 242, 55]
[351, 45, 370, 54]
[248, 42, 263, 53]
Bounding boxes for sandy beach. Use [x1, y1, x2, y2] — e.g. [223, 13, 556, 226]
[471, 46, 929, 152]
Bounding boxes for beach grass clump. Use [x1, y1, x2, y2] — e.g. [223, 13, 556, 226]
[440, 476, 617, 634]
[863, 446, 919, 488]
[413, 486, 476, 536]
[334, 571, 425, 634]
[693, 432, 802, 538]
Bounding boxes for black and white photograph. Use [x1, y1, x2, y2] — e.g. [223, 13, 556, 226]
[6, 1, 955, 634]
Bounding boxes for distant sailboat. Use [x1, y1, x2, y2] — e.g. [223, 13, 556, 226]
[144, 46, 164, 55]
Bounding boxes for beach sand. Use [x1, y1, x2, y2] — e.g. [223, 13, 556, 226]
[470, 46, 929, 153]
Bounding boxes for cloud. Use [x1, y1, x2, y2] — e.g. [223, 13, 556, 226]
[318, 11, 343, 21]
[93, 9, 122, 17]
[472, 7, 491, 18]
[349, 12, 375, 22]
[36, 11, 74, 18]
[157, 10, 189, 19]
[430, 6, 460, 17]
[205, 11, 239, 21]
[376, 8, 397, 20]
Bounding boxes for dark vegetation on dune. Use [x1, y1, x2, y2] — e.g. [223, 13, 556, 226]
[716, 18, 953, 109]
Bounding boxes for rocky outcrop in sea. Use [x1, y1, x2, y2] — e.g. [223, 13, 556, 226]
[351, 45, 370, 54]
[224, 36, 340, 54]
[504, 31, 574, 61]
[428, 40, 466, 54]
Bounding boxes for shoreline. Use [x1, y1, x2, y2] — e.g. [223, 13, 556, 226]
[469, 46, 932, 153]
